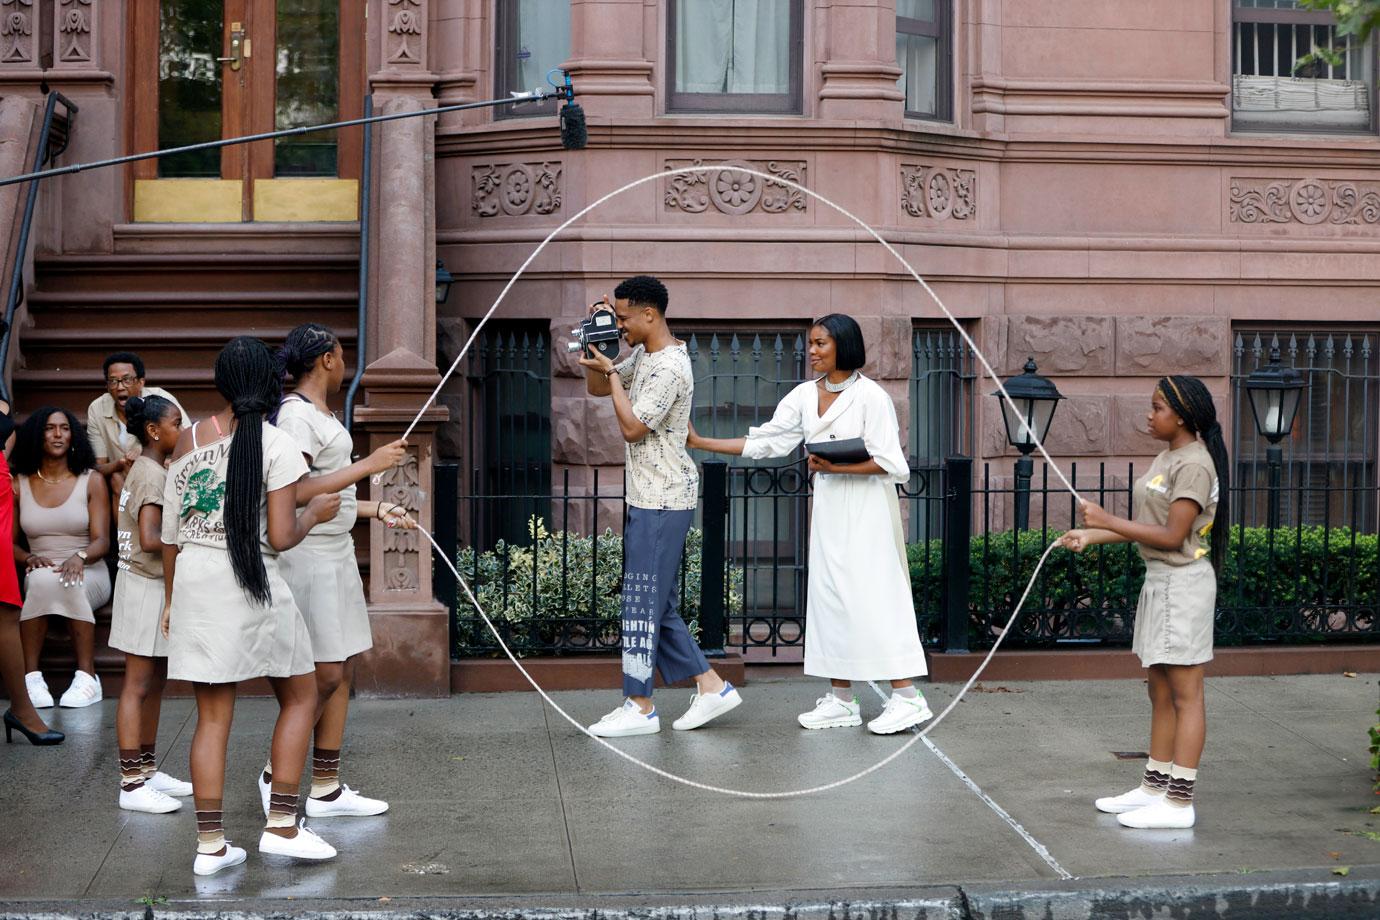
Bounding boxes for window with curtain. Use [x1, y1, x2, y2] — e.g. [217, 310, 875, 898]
[1232, 0, 1376, 133]
[668, 0, 803, 114]
[896, 0, 952, 121]
[495, 0, 572, 118]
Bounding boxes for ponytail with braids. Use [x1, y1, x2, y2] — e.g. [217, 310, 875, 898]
[124, 394, 175, 446]
[276, 323, 338, 385]
[214, 336, 282, 606]
[1157, 375, 1230, 574]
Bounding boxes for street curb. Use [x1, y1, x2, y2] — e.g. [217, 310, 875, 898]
[2, 869, 1378, 920]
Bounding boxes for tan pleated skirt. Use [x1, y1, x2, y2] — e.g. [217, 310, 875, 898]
[1132, 558, 1216, 668]
[109, 569, 169, 657]
[279, 533, 373, 663]
[167, 543, 315, 684]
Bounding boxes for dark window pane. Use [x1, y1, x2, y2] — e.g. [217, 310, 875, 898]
[159, 0, 224, 178]
[275, 0, 339, 177]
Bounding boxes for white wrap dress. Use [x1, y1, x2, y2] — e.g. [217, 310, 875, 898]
[742, 375, 929, 680]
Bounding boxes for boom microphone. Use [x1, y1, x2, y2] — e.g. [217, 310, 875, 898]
[559, 71, 587, 150]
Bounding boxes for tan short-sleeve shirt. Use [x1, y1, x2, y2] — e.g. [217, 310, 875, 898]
[117, 456, 166, 578]
[1133, 439, 1218, 566]
[87, 387, 187, 462]
[613, 343, 698, 511]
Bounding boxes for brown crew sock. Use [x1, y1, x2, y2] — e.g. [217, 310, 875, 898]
[1140, 757, 1172, 795]
[262, 758, 273, 785]
[194, 798, 227, 856]
[310, 747, 342, 800]
[139, 743, 156, 780]
[265, 782, 300, 838]
[119, 749, 145, 792]
[1166, 764, 1197, 808]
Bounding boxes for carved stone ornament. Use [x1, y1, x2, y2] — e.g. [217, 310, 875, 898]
[900, 164, 977, 221]
[1230, 177, 1380, 226]
[664, 160, 807, 215]
[57, 0, 92, 64]
[386, 0, 423, 65]
[1, 0, 34, 65]
[378, 451, 421, 592]
[472, 162, 562, 217]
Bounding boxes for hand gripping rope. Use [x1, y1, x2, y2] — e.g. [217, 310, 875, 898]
[394, 165, 1086, 800]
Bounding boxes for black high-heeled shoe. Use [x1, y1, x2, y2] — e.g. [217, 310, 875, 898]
[3, 710, 64, 745]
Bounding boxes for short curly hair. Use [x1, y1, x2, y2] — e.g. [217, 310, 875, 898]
[10, 407, 97, 476]
[613, 275, 669, 314]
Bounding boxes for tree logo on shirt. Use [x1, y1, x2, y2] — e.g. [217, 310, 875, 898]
[181, 468, 225, 517]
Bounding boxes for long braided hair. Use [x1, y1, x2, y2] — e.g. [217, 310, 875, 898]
[1157, 375, 1230, 574]
[215, 337, 282, 605]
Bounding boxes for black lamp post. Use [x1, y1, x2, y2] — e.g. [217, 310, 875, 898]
[994, 357, 1064, 531]
[435, 259, 454, 305]
[1244, 343, 1305, 529]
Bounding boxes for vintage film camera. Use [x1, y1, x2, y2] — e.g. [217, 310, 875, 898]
[566, 304, 622, 361]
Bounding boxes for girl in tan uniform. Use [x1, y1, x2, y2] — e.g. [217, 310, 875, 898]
[1061, 375, 1228, 830]
[111, 394, 194, 814]
[162, 337, 341, 876]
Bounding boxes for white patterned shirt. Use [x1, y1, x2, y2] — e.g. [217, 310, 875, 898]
[614, 343, 698, 511]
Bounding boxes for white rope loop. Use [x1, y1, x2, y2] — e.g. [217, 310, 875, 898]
[399, 164, 1082, 797]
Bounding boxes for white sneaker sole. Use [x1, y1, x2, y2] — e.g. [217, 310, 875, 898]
[672, 691, 743, 731]
[120, 793, 182, 814]
[305, 797, 390, 817]
[58, 694, 101, 709]
[1117, 808, 1195, 829]
[258, 832, 336, 861]
[798, 714, 863, 730]
[867, 704, 935, 735]
[1095, 794, 1164, 814]
[193, 847, 247, 876]
[589, 721, 661, 738]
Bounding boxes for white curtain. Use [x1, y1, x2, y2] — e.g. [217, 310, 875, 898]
[516, 0, 571, 92]
[676, 0, 791, 95]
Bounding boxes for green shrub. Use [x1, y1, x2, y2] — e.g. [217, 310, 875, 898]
[454, 517, 743, 657]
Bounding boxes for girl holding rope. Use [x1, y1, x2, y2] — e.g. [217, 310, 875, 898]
[1060, 375, 1227, 830]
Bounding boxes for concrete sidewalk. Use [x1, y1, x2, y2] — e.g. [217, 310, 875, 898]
[0, 671, 1375, 916]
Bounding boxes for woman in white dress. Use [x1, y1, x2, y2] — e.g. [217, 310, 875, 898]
[259, 323, 410, 819]
[162, 336, 341, 877]
[688, 314, 932, 734]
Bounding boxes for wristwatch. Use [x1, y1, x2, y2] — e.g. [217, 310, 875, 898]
[75, 550, 88, 562]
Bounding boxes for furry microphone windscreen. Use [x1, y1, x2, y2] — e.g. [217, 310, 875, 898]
[560, 101, 587, 150]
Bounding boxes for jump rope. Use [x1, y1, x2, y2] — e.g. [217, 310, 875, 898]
[382, 164, 1088, 800]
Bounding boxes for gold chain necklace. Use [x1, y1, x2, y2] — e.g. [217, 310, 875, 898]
[36, 469, 72, 485]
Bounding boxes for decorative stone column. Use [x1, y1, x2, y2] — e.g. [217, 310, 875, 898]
[817, 0, 905, 120]
[355, 0, 451, 698]
[564, 0, 655, 119]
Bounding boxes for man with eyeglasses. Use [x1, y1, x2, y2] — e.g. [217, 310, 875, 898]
[87, 352, 187, 496]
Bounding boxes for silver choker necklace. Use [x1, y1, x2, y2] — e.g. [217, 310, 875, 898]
[823, 372, 859, 393]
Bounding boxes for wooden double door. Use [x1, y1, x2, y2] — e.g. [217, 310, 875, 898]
[130, 0, 365, 222]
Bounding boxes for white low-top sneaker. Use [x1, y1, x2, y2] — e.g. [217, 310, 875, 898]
[306, 784, 389, 817]
[798, 693, 863, 730]
[672, 683, 743, 731]
[1117, 798, 1196, 829]
[866, 692, 935, 735]
[588, 699, 660, 737]
[119, 784, 182, 814]
[147, 771, 194, 798]
[25, 671, 53, 709]
[257, 769, 271, 817]
[1095, 785, 1165, 814]
[193, 844, 247, 876]
[58, 671, 101, 708]
[259, 819, 337, 861]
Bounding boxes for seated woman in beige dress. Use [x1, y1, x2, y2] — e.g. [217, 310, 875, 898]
[11, 408, 112, 710]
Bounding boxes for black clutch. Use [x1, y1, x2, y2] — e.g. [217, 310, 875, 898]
[804, 436, 870, 464]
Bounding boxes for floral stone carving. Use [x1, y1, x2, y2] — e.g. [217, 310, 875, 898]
[664, 160, 807, 215]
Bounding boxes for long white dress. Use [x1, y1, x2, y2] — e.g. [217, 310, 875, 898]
[742, 375, 929, 680]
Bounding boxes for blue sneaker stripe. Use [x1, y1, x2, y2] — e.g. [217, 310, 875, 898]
[718, 683, 733, 697]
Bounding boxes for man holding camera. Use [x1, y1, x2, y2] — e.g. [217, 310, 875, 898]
[577, 275, 743, 737]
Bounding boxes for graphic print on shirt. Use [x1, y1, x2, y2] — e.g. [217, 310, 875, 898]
[173, 441, 231, 544]
[116, 488, 133, 572]
[621, 571, 657, 684]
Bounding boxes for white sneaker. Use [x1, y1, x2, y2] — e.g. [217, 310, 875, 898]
[25, 671, 53, 709]
[1118, 797, 1196, 829]
[1095, 785, 1165, 814]
[306, 784, 389, 817]
[588, 699, 660, 737]
[257, 769, 271, 817]
[119, 784, 182, 814]
[58, 671, 101, 708]
[671, 683, 743, 731]
[798, 693, 863, 730]
[866, 692, 935, 735]
[259, 819, 337, 861]
[146, 771, 194, 798]
[193, 844, 247, 876]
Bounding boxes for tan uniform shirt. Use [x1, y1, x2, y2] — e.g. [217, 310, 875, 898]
[86, 387, 187, 462]
[1132, 439, 1218, 566]
[116, 456, 166, 578]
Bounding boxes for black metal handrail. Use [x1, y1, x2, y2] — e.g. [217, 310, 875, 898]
[344, 93, 373, 432]
[0, 92, 77, 404]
